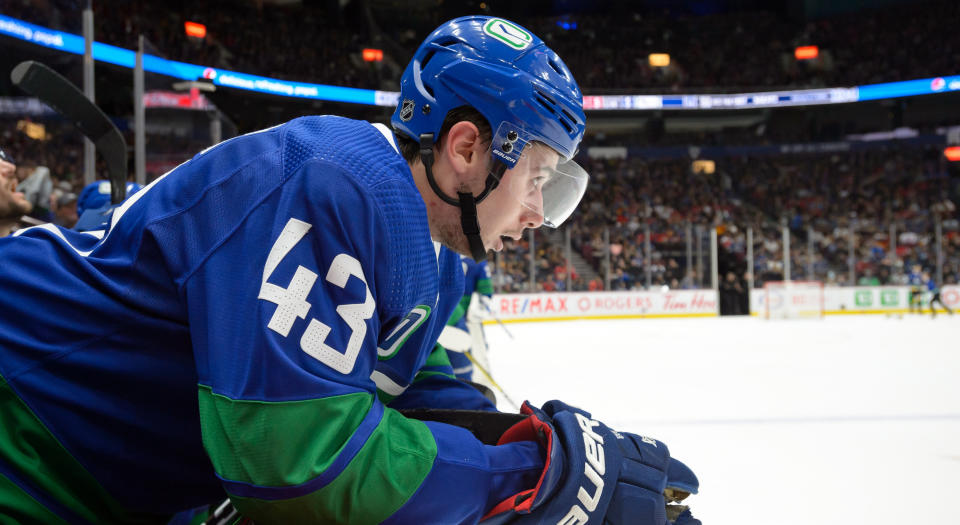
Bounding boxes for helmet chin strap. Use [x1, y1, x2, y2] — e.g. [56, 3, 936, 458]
[456, 190, 486, 262]
[419, 133, 506, 262]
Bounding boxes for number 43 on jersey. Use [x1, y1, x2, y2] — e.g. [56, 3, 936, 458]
[257, 218, 375, 374]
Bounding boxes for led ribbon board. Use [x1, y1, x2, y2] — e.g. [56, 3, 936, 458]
[2, 14, 959, 110]
[0, 14, 399, 107]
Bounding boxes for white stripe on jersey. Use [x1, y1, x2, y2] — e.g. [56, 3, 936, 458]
[370, 370, 408, 396]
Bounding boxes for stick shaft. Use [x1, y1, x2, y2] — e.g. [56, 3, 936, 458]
[10, 60, 127, 204]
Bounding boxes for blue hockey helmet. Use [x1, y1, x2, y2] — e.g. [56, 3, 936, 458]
[392, 16, 589, 251]
[74, 180, 143, 231]
[392, 16, 586, 168]
[77, 180, 143, 217]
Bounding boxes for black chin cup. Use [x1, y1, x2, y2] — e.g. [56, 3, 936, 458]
[419, 133, 507, 261]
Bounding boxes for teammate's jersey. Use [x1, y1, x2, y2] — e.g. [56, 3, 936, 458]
[464, 258, 494, 298]
[926, 278, 939, 293]
[908, 270, 924, 288]
[449, 257, 493, 327]
[0, 116, 541, 523]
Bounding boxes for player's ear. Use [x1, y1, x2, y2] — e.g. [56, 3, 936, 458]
[443, 121, 485, 190]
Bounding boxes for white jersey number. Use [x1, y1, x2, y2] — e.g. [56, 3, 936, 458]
[258, 218, 374, 374]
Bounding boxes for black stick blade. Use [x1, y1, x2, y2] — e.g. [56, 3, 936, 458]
[11, 60, 127, 204]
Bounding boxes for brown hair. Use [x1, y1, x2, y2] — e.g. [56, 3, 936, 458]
[395, 106, 492, 165]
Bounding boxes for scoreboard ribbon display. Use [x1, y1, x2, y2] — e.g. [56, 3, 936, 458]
[2, 13, 958, 109]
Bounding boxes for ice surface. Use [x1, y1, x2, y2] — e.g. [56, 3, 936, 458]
[484, 314, 960, 525]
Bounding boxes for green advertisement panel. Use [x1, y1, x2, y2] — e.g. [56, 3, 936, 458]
[880, 289, 900, 307]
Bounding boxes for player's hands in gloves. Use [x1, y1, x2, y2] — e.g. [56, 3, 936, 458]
[480, 400, 699, 525]
[664, 458, 700, 525]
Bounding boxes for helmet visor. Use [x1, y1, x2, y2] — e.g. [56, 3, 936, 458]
[498, 142, 589, 228]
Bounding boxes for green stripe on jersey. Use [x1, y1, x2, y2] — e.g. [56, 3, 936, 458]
[230, 408, 436, 523]
[199, 387, 436, 523]
[446, 300, 467, 326]
[476, 278, 493, 296]
[0, 376, 163, 524]
[0, 473, 69, 525]
[198, 386, 372, 486]
[414, 344, 457, 383]
[424, 343, 453, 369]
[377, 343, 454, 404]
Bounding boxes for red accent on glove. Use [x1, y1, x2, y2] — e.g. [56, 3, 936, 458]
[481, 403, 555, 520]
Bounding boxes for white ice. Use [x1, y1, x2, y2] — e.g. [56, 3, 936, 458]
[484, 314, 960, 525]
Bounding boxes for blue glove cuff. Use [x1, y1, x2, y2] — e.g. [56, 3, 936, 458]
[482, 400, 677, 525]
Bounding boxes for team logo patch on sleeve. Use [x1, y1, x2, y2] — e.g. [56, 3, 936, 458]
[377, 305, 431, 360]
[482, 18, 533, 50]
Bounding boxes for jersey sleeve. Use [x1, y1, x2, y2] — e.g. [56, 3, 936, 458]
[476, 261, 494, 296]
[387, 343, 497, 412]
[447, 299, 468, 326]
[184, 158, 541, 523]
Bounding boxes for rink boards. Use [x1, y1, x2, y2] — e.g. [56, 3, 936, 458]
[484, 285, 960, 323]
[748, 284, 960, 317]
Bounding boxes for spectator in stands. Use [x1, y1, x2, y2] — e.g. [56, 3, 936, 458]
[16, 162, 53, 222]
[0, 148, 32, 237]
[50, 181, 78, 228]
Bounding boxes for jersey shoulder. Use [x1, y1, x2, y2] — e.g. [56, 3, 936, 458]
[283, 117, 438, 317]
[281, 116, 410, 190]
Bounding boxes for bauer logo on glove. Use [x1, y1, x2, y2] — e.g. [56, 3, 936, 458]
[481, 400, 700, 525]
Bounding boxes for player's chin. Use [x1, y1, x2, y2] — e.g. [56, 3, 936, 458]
[487, 237, 504, 252]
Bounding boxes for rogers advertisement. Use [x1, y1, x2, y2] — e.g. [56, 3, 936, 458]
[491, 290, 718, 321]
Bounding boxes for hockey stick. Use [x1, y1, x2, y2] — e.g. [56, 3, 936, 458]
[10, 60, 127, 204]
[479, 297, 514, 339]
[464, 351, 520, 412]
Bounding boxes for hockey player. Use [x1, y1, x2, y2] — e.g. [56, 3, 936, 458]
[74, 179, 144, 231]
[0, 146, 32, 236]
[924, 271, 954, 318]
[446, 256, 494, 381]
[0, 16, 697, 524]
[907, 264, 924, 313]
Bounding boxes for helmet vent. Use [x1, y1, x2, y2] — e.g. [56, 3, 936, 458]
[535, 90, 574, 134]
[421, 39, 458, 72]
[548, 58, 567, 79]
[535, 89, 556, 106]
[421, 50, 437, 71]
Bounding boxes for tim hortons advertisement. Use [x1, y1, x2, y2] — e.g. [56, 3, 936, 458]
[490, 290, 718, 321]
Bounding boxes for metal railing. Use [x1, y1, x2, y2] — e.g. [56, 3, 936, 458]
[492, 217, 958, 293]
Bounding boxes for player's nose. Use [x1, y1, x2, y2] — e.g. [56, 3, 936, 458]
[521, 208, 544, 229]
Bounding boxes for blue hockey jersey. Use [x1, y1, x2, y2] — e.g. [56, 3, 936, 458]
[0, 116, 542, 523]
[463, 258, 494, 298]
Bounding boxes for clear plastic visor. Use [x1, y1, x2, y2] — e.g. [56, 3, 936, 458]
[497, 142, 589, 228]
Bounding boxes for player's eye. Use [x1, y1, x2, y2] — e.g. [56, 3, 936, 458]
[530, 168, 553, 191]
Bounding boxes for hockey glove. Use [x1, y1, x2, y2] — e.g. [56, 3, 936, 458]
[664, 458, 700, 525]
[480, 400, 698, 525]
